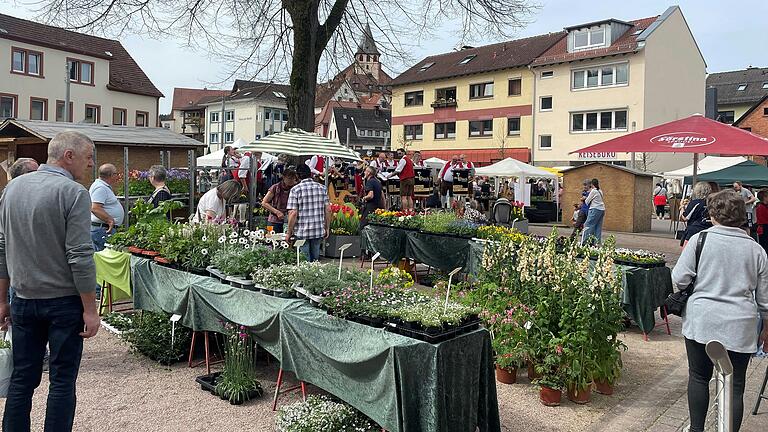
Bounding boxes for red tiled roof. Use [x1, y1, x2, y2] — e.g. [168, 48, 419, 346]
[391, 32, 566, 87]
[315, 63, 393, 107]
[420, 148, 530, 166]
[171, 88, 229, 111]
[0, 13, 163, 98]
[314, 99, 380, 128]
[530, 16, 659, 67]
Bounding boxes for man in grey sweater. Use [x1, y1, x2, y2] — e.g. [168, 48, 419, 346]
[0, 131, 100, 432]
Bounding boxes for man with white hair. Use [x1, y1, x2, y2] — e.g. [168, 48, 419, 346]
[89, 163, 125, 251]
[8, 157, 39, 179]
[0, 131, 99, 431]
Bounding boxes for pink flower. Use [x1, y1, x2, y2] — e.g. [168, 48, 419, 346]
[556, 345, 563, 355]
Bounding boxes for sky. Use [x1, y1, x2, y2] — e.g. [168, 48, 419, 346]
[2, 1, 767, 114]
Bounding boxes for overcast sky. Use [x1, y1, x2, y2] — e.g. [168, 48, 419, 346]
[2, 1, 766, 114]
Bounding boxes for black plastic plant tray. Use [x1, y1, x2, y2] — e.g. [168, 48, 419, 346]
[196, 372, 222, 394]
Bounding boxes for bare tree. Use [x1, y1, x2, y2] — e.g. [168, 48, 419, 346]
[30, 0, 537, 131]
[636, 152, 656, 172]
[494, 129, 508, 161]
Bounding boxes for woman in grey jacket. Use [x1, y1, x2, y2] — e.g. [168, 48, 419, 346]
[672, 190, 768, 432]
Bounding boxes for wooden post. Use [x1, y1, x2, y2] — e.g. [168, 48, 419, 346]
[123, 147, 129, 227]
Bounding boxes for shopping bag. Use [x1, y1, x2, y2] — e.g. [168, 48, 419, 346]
[0, 328, 13, 398]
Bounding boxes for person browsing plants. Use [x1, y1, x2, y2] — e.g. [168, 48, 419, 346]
[360, 166, 384, 226]
[671, 189, 768, 432]
[89, 163, 125, 252]
[147, 165, 172, 208]
[261, 168, 299, 233]
[286, 164, 332, 262]
[0, 131, 100, 432]
[193, 180, 243, 223]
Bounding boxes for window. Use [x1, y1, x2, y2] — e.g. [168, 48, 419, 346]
[67, 59, 94, 85]
[0, 95, 16, 119]
[272, 91, 286, 98]
[29, 98, 47, 121]
[573, 27, 606, 50]
[84, 104, 100, 124]
[435, 87, 456, 101]
[508, 78, 522, 96]
[281, 111, 288, 122]
[763, 107, 768, 117]
[404, 91, 424, 107]
[572, 63, 628, 89]
[459, 55, 476, 65]
[718, 111, 735, 124]
[136, 111, 149, 127]
[375, 130, 381, 137]
[434, 122, 456, 139]
[737, 84, 747, 91]
[11, 48, 43, 77]
[210, 133, 220, 144]
[539, 135, 552, 149]
[225, 132, 234, 143]
[763, 82, 768, 90]
[469, 120, 493, 137]
[419, 62, 435, 72]
[404, 124, 423, 140]
[469, 82, 494, 99]
[540, 96, 553, 111]
[541, 71, 554, 79]
[225, 110, 235, 122]
[571, 109, 628, 132]
[507, 117, 521, 135]
[112, 108, 127, 125]
[56, 101, 73, 122]
[210, 112, 220, 122]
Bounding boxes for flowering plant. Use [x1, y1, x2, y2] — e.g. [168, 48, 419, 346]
[375, 266, 413, 289]
[119, 168, 191, 196]
[484, 304, 534, 370]
[510, 200, 525, 220]
[252, 265, 300, 291]
[476, 225, 526, 243]
[216, 322, 262, 404]
[276, 395, 379, 432]
[329, 203, 360, 235]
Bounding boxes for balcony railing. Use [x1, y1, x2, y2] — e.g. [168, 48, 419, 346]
[430, 99, 458, 109]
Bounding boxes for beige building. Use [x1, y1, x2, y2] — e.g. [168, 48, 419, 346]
[530, 6, 706, 172]
[200, 80, 290, 151]
[0, 13, 162, 126]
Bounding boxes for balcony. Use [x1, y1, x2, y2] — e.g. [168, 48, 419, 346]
[430, 98, 457, 109]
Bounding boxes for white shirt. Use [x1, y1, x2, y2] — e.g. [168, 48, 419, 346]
[194, 188, 226, 222]
[237, 155, 251, 179]
[439, 162, 456, 182]
[370, 159, 390, 181]
[305, 155, 324, 176]
[585, 188, 605, 211]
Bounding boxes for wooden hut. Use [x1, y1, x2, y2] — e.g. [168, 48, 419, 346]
[562, 162, 654, 233]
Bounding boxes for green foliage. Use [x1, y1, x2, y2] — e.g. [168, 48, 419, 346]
[102, 312, 134, 332]
[216, 322, 262, 404]
[123, 311, 190, 365]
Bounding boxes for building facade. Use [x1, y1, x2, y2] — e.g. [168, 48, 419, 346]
[166, 88, 229, 141]
[734, 95, 768, 138]
[328, 105, 391, 152]
[390, 33, 564, 165]
[200, 81, 290, 151]
[707, 67, 768, 124]
[0, 13, 162, 126]
[530, 6, 705, 172]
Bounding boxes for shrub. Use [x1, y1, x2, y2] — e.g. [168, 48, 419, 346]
[124, 311, 191, 365]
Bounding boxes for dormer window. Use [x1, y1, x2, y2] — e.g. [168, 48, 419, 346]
[737, 84, 747, 91]
[419, 62, 435, 72]
[573, 27, 606, 50]
[459, 55, 476, 65]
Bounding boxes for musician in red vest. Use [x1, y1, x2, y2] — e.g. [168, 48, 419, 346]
[388, 148, 415, 210]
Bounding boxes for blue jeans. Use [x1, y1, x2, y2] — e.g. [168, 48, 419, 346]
[581, 208, 605, 245]
[3, 295, 84, 432]
[90, 227, 115, 252]
[299, 238, 322, 262]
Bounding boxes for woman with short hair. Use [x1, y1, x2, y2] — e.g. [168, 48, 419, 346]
[672, 189, 768, 432]
[261, 168, 299, 233]
[193, 180, 242, 223]
[148, 165, 172, 208]
[680, 181, 713, 248]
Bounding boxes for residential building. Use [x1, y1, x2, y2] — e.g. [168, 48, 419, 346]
[166, 88, 229, 141]
[314, 99, 380, 137]
[314, 23, 392, 114]
[390, 33, 564, 165]
[328, 105, 391, 152]
[707, 67, 768, 124]
[734, 94, 768, 138]
[530, 6, 705, 172]
[200, 80, 290, 151]
[0, 13, 162, 126]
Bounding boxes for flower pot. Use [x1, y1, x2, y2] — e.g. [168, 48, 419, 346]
[495, 366, 517, 384]
[567, 385, 592, 404]
[154, 256, 171, 265]
[127, 246, 143, 254]
[324, 234, 361, 258]
[527, 363, 542, 381]
[593, 379, 614, 395]
[143, 250, 160, 257]
[539, 386, 562, 407]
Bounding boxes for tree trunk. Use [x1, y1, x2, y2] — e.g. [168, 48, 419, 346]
[286, 0, 322, 132]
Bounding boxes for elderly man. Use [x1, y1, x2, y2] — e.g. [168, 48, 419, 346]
[0, 131, 99, 431]
[89, 164, 125, 251]
[9, 158, 39, 179]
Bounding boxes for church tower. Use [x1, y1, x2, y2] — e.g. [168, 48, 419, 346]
[354, 23, 381, 80]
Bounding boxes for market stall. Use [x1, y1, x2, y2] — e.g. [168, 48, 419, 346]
[683, 160, 768, 187]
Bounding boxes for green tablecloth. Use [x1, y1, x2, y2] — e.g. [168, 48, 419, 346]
[94, 249, 132, 301]
[361, 225, 474, 272]
[131, 257, 501, 432]
[620, 266, 674, 334]
[361, 224, 409, 263]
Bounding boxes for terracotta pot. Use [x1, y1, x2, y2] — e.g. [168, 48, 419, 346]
[154, 256, 171, 265]
[527, 363, 542, 381]
[495, 366, 517, 384]
[127, 246, 142, 254]
[593, 379, 614, 395]
[539, 386, 562, 407]
[143, 250, 160, 257]
[567, 385, 592, 404]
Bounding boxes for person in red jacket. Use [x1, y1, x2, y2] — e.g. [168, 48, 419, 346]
[756, 190, 768, 253]
[388, 148, 415, 210]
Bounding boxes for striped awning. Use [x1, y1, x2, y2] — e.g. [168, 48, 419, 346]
[240, 129, 361, 161]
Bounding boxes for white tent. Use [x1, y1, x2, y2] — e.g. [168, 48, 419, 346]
[475, 158, 559, 207]
[661, 156, 747, 180]
[196, 138, 276, 168]
[423, 157, 447, 170]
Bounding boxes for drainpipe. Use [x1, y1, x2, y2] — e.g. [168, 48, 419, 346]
[529, 66, 537, 165]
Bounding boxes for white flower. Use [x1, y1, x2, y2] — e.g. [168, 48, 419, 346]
[607, 335, 613, 341]
[242, 229, 250, 236]
[523, 321, 532, 330]
[201, 236, 208, 242]
[280, 241, 289, 249]
[269, 230, 275, 236]
[244, 244, 250, 249]
[230, 231, 238, 238]
[229, 239, 237, 244]
[239, 238, 247, 244]
[201, 248, 208, 255]
[218, 236, 226, 244]
[256, 231, 265, 240]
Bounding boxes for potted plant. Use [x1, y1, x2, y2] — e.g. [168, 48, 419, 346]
[325, 203, 361, 258]
[215, 322, 263, 405]
[537, 373, 564, 407]
[275, 395, 379, 431]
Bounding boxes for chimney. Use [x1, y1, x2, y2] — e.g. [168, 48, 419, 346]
[705, 87, 718, 120]
[374, 105, 381, 117]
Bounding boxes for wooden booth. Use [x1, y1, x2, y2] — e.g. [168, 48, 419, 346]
[562, 163, 654, 233]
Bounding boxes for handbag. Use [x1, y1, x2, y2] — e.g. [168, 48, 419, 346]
[664, 232, 707, 316]
[0, 328, 12, 397]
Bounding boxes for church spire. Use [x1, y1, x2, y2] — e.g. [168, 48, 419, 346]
[356, 23, 380, 56]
